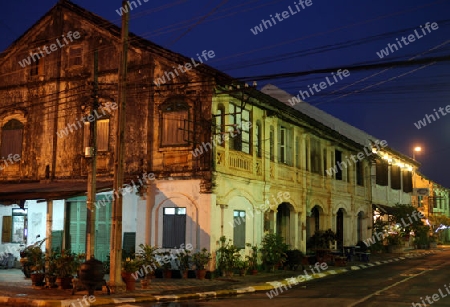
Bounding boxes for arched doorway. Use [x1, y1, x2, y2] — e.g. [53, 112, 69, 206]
[306, 205, 322, 240]
[357, 211, 364, 242]
[276, 203, 290, 242]
[336, 209, 344, 248]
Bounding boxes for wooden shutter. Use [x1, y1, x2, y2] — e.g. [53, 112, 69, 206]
[51, 230, 63, 251]
[2, 216, 12, 243]
[123, 232, 136, 256]
[69, 201, 86, 254]
[97, 119, 109, 151]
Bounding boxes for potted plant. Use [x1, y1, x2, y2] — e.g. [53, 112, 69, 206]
[387, 234, 403, 253]
[245, 243, 259, 275]
[44, 249, 58, 288]
[285, 249, 303, 271]
[176, 249, 191, 278]
[192, 248, 211, 280]
[216, 236, 240, 277]
[260, 233, 288, 272]
[158, 251, 173, 279]
[28, 245, 45, 286]
[54, 250, 83, 289]
[136, 244, 159, 287]
[429, 235, 438, 249]
[20, 237, 46, 279]
[236, 258, 249, 276]
[121, 257, 142, 291]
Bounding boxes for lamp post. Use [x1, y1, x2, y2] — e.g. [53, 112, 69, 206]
[413, 146, 421, 160]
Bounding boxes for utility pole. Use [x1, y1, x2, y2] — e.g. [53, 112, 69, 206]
[109, 0, 128, 293]
[86, 50, 99, 260]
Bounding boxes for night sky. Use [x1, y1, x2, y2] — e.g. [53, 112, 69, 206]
[1, 0, 449, 187]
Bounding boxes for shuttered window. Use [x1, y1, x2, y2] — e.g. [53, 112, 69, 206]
[356, 160, 364, 186]
[2, 216, 12, 243]
[1, 119, 24, 158]
[160, 102, 190, 147]
[233, 210, 246, 249]
[376, 159, 389, 186]
[69, 47, 83, 66]
[310, 138, 321, 174]
[335, 150, 343, 180]
[163, 207, 186, 248]
[83, 119, 109, 152]
[402, 171, 413, 193]
[391, 165, 401, 190]
[269, 126, 274, 161]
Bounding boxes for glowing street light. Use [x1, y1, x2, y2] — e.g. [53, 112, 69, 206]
[413, 146, 421, 160]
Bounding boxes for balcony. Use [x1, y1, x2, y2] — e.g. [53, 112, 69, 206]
[228, 151, 252, 173]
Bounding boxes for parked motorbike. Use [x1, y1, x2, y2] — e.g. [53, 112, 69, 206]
[19, 235, 46, 278]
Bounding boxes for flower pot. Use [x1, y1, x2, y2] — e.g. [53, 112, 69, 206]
[239, 269, 247, 276]
[163, 269, 172, 279]
[31, 273, 45, 286]
[121, 272, 136, 292]
[140, 278, 150, 289]
[56, 276, 72, 289]
[196, 269, 207, 280]
[181, 270, 188, 279]
[45, 275, 57, 288]
[251, 269, 258, 275]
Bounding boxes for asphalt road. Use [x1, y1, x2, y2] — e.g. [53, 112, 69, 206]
[109, 250, 450, 307]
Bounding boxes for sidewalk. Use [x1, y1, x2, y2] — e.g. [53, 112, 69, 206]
[0, 248, 444, 306]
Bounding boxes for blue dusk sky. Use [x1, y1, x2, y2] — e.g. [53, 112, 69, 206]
[1, 0, 450, 186]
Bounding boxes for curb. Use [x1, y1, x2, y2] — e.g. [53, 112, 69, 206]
[0, 250, 443, 306]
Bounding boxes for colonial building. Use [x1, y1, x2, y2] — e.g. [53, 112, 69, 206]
[0, 0, 442, 264]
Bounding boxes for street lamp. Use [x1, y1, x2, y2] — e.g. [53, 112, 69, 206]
[413, 146, 421, 160]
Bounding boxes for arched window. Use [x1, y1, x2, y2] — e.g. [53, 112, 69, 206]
[1, 119, 24, 158]
[160, 100, 190, 147]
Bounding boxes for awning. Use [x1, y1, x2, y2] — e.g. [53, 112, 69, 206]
[372, 204, 397, 215]
[0, 180, 113, 204]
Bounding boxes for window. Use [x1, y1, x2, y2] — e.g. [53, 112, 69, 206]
[391, 165, 401, 190]
[305, 141, 309, 171]
[2, 209, 28, 244]
[376, 159, 389, 186]
[229, 103, 251, 154]
[417, 195, 423, 207]
[163, 207, 186, 248]
[233, 210, 246, 248]
[1, 119, 24, 158]
[357, 212, 363, 242]
[30, 56, 44, 76]
[279, 127, 286, 163]
[215, 105, 225, 146]
[295, 136, 300, 168]
[402, 171, 413, 193]
[69, 47, 83, 66]
[11, 209, 27, 243]
[323, 148, 327, 176]
[255, 121, 261, 157]
[310, 138, 321, 174]
[269, 126, 274, 161]
[356, 160, 364, 186]
[83, 119, 110, 152]
[334, 150, 343, 180]
[160, 101, 190, 147]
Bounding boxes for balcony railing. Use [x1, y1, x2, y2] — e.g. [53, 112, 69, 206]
[229, 151, 252, 173]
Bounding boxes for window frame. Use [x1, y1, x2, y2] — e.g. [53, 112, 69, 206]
[233, 210, 246, 249]
[159, 101, 191, 147]
[69, 47, 83, 67]
[162, 207, 186, 248]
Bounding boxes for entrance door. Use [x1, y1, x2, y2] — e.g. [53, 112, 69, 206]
[336, 209, 344, 248]
[67, 196, 111, 262]
[276, 203, 290, 243]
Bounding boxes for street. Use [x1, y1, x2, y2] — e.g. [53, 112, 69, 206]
[108, 250, 450, 307]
